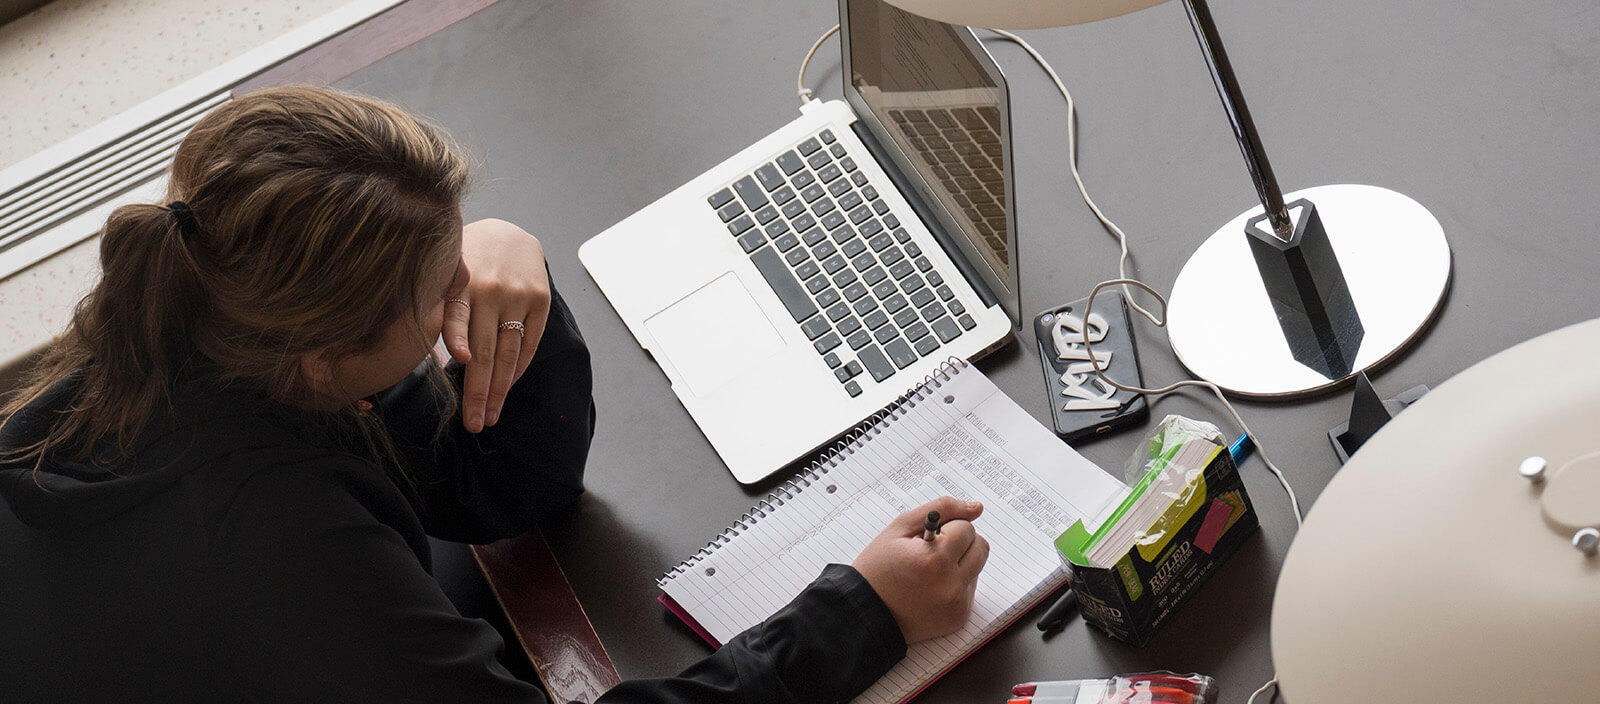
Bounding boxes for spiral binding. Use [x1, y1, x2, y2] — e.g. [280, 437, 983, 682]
[658, 357, 970, 585]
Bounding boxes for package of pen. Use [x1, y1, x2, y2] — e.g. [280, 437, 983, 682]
[1008, 671, 1217, 704]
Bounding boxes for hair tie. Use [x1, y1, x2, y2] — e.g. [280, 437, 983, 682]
[167, 201, 199, 239]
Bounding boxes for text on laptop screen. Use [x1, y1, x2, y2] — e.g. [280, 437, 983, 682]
[846, 1, 1011, 285]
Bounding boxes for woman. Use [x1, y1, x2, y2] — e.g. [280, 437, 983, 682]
[0, 86, 989, 702]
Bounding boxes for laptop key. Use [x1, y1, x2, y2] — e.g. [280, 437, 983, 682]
[733, 176, 768, 210]
[874, 325, 899, 344]
[958, 313, 977, 330]
[880, 247, 905, 267]
[812, 198, 837, 217]
[821, 210, 847, 231]
[814, 332, 842, 354]
[868, 233, 893, 252]
[863, 266, 888, 286]
[829, 144, 846, 158]
[893, 307, 919, 328]
[822, 254, 847, 274]
[901, 274, 927, 295]
[800, 226, 826, 247]
[795, 259, 821, 280]
[807, 151, 832, 170]
[851, 252, 875, 272]
[847, 329, 872, 350]
[848, 205, 873, 225]
[837, 315, 863, 337]
[709, 188, 736, 209]
[820, 129, 836, 144]
[851, 172, 868, 186]
[829, 225, 856, 244]
[784, 247, 808, 267]
[852, 296, 878, 316]
[782, 200, 807, 219]
[805, 275, 830, 294]
[863, 309, 890, 330]
[844, 380, 863, 397]
[835, 366, 855, 383]
[885, 338, 918, 369]
[843, 239, 868, 259]
[905, 243, 922, 257]
[764, 222, 791, 242]
[774, 232, 800, 252]
[915, 256, 933, 272]
[801, 315, 831, 341]
[858, 345, 896, 382]
[777, 150, 805, 175]
[892, 227, 911, 243]
[812, 241, 838, 261]
[791, 170, 816, 189]
[948, 300, 966, 316]
[840, 156, 857, 172]
[756, 164, 785, 191]
[914, 334, 941, 358]
[750, 246, 819, 323]
[889, 259, 916, 281]
[716, 201, 744, 222]
[926, 271, 944, 287]
[921, 301, 946, 322]
[828, 178, 852, 197]
[883, 293, 909, 313]
[884, 214, 900, 229]
[737, 230, 765, 253]
[798, 137, 822, 155]
[824, 351, 842, 368]
[842, 282, 869, 302]
[772, 185, 797, 205]
[826, 302, 851, 322]
[839, 191, 863, 211]
[815, 287, 841, 309]
[754, 205, 779, 224]
[793, 212, 817, 232]
[800, 183, 826, 203]
[903, 321, 930, 342]
[910, 287, 937, 309]
[818, 164, 843, 183]
[858, 218, 883, 238]
[936, 285, 954, 301]
[932, 316, 962, 343]
[831, 268, 858, 288]
[728, 214, 755, 236]
[872, 199, 891, 215]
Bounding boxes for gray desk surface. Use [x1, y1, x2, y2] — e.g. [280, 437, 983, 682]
[331, 1, 1600, 700]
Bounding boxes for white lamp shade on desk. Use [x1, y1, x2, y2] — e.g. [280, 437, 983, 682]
[1272, 318, 1600, 703]
[878, 0, 1168, 29]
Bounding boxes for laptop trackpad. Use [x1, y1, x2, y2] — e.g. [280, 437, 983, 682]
[643, 272, 785, 397]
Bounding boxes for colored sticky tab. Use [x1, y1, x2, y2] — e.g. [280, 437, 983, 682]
[1193, 497, 1234, 554]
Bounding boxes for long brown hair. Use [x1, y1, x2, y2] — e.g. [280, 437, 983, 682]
[2, 85, 468, 466]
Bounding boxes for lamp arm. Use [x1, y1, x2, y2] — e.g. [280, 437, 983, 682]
[1182, 0, 1291, 238]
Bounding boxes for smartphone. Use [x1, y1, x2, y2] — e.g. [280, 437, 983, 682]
[1033, 290, 1148, 443]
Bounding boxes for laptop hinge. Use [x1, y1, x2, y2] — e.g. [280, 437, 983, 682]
[848, 121, 1002, 311]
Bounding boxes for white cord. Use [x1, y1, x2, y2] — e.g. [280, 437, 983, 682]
[797, 24, 841, 105]
[985, 31, 1303, 704]
[1246, 678, 1281, 704]
[984, 29, 1158, 323]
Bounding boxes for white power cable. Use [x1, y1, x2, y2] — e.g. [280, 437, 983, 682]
[797, 24, 841, 105]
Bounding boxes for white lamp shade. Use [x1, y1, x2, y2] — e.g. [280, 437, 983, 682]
[878, 0, 1170, 29]
[1272, 318, 1600, 702]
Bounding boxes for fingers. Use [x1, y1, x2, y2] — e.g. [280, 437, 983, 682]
[460, 300, 501, 433]
[896, 496, 984, 535]
[443, 298, 473, 364]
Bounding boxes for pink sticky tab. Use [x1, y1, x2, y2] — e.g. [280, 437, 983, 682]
[1193, 498, 1233, 553]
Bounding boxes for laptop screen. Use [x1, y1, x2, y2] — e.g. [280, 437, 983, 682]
[841, 0, 1019, 325]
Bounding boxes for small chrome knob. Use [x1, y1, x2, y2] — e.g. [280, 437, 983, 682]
[1575, 528, 1600, 557]
[1519, 456, 1548, 483]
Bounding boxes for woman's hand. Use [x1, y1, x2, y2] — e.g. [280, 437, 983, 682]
[444, 219, 551, 432]
[852, 496, 990, 644]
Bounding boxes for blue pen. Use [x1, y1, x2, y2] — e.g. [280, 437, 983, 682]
[1229, 433, 1254, 465]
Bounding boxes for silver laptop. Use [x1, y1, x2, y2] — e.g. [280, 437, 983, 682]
[580, 0, 1020, 484]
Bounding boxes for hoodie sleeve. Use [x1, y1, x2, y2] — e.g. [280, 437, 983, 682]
[374, 281, 595, 544]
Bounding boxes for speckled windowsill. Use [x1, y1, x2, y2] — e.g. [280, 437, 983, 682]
[0, 0, 360, 370]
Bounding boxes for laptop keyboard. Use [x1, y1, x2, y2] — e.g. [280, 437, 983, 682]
[708, 128, 978, 398]
[888, 107, 1008, 263]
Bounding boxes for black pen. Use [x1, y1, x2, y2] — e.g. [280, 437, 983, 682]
[1035, 587, 1078, 632]
[922, 510, 941, 542]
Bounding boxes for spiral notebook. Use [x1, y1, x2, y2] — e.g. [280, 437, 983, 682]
[657, 360, 1127, 704]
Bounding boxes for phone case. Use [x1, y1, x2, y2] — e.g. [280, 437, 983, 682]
[1033, 290, 1148, 443]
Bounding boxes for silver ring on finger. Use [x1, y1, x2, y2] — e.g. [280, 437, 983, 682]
[497, 320, 526, 338]
[446, 298, 471, 311]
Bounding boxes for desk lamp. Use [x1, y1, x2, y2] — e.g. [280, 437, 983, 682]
[878, 0, 1451, 397]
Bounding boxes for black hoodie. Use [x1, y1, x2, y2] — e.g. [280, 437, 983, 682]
[0, 288, 904, 703]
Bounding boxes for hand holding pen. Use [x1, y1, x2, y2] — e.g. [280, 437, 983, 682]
[852, 496, 990, 643]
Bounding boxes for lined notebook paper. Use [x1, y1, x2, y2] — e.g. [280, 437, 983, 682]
[657, 360, 1126, 704]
